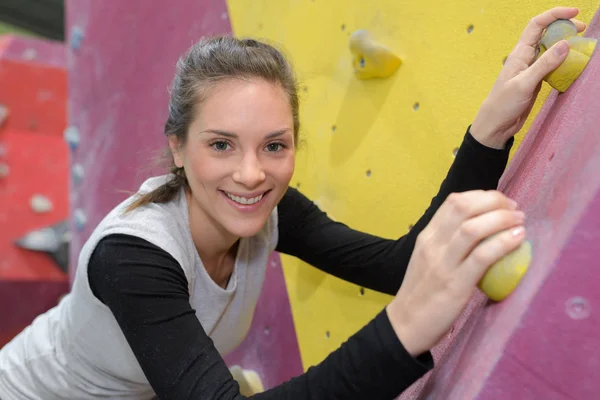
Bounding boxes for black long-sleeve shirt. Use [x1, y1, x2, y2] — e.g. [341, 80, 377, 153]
[88, 127, 513, 399]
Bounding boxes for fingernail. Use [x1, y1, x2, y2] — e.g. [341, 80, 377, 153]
[554, 40, 569, 57]
[509, 199, 518, 209]
[511, 226, 525, 237]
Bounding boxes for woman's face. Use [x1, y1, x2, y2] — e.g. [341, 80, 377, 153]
[170, 78, 296, 238]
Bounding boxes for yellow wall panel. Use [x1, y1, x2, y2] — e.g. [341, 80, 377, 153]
[227, 0, 597, 369]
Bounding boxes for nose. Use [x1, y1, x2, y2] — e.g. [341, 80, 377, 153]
[232, 153, 266, 188]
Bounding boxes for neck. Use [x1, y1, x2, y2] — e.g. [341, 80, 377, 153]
[186, 191, 239, 284]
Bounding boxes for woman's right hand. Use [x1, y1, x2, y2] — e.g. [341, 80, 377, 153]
[386, 190, 526, 357]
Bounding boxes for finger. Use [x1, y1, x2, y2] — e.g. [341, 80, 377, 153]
[506, 42, 538, 69]
[571, 19, 587, 33]
[445, 208, 525, 267]
[459, 225, 526, 289]
[518, 39, 569, 91]
[430, 190, 518, 241]
[518, 7, 580, 47]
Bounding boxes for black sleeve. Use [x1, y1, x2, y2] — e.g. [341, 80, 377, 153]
[276, 127, 514, 295]
[88, 234, 433, 400]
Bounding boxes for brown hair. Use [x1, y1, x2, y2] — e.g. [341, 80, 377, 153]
[125, 36, 300, 212]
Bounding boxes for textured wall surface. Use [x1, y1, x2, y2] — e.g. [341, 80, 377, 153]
[0, 34, 68, 347]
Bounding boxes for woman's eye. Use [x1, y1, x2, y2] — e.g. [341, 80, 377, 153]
[266, 142, 285, 152]
[211, 141, 229, 151]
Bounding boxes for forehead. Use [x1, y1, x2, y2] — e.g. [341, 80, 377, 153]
[192, 78, 294, 134]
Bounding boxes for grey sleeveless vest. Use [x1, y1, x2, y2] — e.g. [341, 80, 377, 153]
[0, 175, 278, 399]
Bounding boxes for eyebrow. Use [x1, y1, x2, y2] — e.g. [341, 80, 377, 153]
[201, 129, 290, 139]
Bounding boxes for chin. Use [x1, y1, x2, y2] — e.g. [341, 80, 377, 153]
[225, 218, 270, 238]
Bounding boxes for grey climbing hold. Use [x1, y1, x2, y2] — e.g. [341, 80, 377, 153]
[72, 163, 84, 184]
[71, 26, 85, 50]
[15, 220, 70, 273]
[74, 208, 87, 231]
[64, 126, 80, 150]
[30, 194, 53, 213]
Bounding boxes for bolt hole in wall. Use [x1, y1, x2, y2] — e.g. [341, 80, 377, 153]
[413, 102, 420, 111]
[467, 24, 474, 34]
[359, 287, 365, 296]
[325, 331, 331, 339]
[366, 169, 371, 177]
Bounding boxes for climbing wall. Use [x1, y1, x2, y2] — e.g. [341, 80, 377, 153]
[226, 0, 600, 396]
[65, 0, 304, 388]
[416, 10, 600, 398]
[0, 34, 69, 347]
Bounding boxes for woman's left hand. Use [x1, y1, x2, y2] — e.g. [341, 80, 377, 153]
[470, 7, 587, 149]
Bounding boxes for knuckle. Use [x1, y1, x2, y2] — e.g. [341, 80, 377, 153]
[447, 192, 470, 215]
[459, 221, 479, 241]
[471, 248, 491, 267]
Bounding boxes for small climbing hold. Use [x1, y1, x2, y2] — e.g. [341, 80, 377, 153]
[349, 30, 402, 79]
[64, 126, 80, 150]
[229, 366, 264, 396]
[74, 208, 87, 231]
[72, 164, 84, 185]
[537, 19, 597, 92]
[30, 194, 53, 214]
[478, 240, 531, 301]
[22, 48, 37, 61]
[70, 26, 85, 50]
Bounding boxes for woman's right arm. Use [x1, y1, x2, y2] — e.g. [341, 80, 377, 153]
[88, 234, 433, 400]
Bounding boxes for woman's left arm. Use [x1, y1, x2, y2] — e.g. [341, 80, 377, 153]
[276, 127, 513, 296]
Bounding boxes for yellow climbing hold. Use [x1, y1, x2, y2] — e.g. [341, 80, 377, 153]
[349, 29, 402, 79]
[478, 240, 532, 302]
[229, 365, 264, 396]
[537, 19, 597, 92]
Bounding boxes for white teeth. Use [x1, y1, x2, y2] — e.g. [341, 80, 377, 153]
[226, 192, 263, 205]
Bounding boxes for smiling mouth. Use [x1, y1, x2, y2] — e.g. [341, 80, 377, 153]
[222, 190, 270, 206]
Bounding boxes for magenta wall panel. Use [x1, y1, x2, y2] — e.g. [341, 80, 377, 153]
[65, 0, 231, 275]
[65, 0, 303, 392]
[398, 8, 600, 400]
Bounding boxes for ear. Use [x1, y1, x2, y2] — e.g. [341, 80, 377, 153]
[168, 135, 184, 168]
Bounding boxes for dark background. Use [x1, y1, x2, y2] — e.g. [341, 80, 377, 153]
[0, 0, 64, 40]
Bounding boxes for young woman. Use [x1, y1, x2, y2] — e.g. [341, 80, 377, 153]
[0, 7, 585, 400]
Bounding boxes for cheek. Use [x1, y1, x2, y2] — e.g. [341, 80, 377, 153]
[273, 154, 295, 183]
[184, 150, 223, 188]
